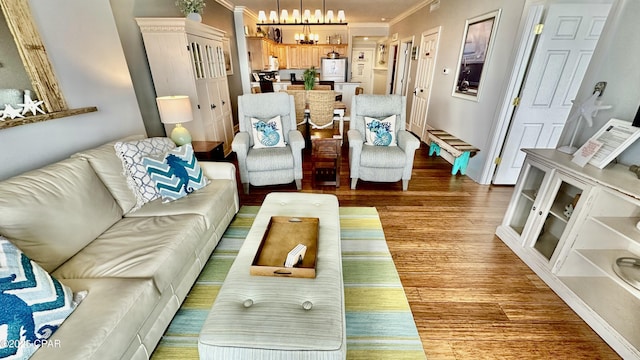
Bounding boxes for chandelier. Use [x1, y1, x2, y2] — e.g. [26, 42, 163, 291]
[257, 0, 346, 26]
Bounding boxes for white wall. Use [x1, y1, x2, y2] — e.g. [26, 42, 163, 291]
[390, 0, 527, 182]
[0, 0, 145, 180]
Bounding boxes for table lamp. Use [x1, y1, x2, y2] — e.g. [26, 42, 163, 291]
[156, 95, 193, 146]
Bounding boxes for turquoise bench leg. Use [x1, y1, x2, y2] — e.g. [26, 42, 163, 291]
[429, 142, 440, 156]
[451, 151, 471, 175]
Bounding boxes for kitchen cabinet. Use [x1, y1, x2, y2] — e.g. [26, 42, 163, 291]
[320, 45, 348, 58]
[287, 45, 320, 69]
[137, 18, 234, 156]
[496, 148, 640, 359]
[247, 37, 288, 71]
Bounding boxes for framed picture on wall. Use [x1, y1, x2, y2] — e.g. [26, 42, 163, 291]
[452, 9, 501, 101]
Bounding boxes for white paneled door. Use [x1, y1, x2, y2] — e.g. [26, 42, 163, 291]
[493, 3, 611, 184]
[350, 48, 374, 94]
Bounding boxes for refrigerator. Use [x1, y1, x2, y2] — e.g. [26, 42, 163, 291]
[320, 58, 348, 82]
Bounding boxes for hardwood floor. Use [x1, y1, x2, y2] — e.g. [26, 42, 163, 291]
[232, 143, 621, 359]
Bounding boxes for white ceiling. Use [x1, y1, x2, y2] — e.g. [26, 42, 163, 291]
[227, 0, 430, 24]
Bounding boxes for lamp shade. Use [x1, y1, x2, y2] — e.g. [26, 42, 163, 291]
[258, 11, 267, 22]
[156, 96, 193, 125]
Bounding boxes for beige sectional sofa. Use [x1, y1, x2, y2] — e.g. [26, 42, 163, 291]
[0, 137, 239, 359]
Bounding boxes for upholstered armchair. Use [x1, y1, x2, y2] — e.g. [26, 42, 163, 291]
[347, 95, 420, 191]
[232, 93, 305, 194]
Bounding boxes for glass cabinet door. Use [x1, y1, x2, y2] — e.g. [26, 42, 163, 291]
[530, 173, 586, 263]
[507, 162, 548, 236]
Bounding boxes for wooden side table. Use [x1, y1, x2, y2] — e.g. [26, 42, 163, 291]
[310, 128, 341, 187]
[192, 141, 224, 161]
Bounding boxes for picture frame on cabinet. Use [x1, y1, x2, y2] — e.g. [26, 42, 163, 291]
[223, 38, 233, 75]
[582, 118, 640, 169]
[452, 9, 501, 101]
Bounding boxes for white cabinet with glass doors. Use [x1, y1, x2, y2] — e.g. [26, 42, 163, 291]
[496, 148, 640, 359]
[137, 18, 234, 156]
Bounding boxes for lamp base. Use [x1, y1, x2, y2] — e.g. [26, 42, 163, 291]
[170, 123, 192, 146]
[557, 145, 578, 155]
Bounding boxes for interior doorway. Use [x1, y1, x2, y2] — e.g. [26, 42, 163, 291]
[387, 42, 399, 94]
[394, 38, 413, 96]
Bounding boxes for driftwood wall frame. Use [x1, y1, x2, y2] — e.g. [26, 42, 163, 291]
[0, 0, 96, 130]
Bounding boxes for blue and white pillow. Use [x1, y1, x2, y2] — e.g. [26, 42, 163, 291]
[0, 236, 82, 359]
[142, 143, 209, 203]
[250, 116, 287, 149]
[364, 115, 397, 146]
[114, 137, 176, 210]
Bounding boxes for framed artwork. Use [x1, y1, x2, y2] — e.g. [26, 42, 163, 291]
[222, 38, 233, 76]
[452, 9, 501, 101]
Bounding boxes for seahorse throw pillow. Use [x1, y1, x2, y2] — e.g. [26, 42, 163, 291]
[364, 115, 397, 146]
[142, 143, 209, 203]
[250, 115, 287, 149]
[0, 236, 83, 359]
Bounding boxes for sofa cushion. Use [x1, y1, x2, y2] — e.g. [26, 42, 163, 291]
[114, 137, 176, 211]
[0, 158, 123, 272]
[53, 214, 207, 293]
[142, 143, 209, 203]
[127, 179, 236, 230]
[0, 236, 81, 359]
[72, 135, 144, 214]
[28, 278, 158, 360]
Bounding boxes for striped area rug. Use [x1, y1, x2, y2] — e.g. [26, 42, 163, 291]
[151, 206, 426, 360]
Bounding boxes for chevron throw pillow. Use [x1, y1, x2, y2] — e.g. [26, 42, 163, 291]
[0, 236, 82, 359]
[142, 143, 209, 203]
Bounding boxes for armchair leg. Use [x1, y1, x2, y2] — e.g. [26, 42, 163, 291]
[351, 178, 358, 190]
[295, 179, 302, 190]
[402, 179, 409, 191]
[243, 183, 250, 194]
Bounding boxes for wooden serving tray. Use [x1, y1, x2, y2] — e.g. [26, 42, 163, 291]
[250, 216, 319, 278]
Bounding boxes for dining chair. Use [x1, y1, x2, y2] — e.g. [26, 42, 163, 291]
[312, 84, 332, 90]
[259, 80, 274, 93]
[319, 80, 335, 90]
[355, 87, 364, 95]
[307, 90, 336, 131]
[287, 84, 305, 90]
[285, 89, 309, 137]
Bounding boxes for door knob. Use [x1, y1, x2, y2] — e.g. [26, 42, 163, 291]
[211, 104, 216, 109]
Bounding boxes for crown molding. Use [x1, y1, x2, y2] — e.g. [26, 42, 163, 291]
[389, 0, 433, 26]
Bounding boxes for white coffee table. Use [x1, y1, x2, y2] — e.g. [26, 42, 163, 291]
[198, 192, 346, 359]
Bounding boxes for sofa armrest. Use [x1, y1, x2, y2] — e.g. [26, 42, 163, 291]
[200, 161, 237, 182]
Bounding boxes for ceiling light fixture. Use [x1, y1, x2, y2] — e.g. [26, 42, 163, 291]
[257, 0, 347, 26]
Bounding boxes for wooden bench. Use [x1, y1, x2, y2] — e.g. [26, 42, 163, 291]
[427, 129, 479, 175]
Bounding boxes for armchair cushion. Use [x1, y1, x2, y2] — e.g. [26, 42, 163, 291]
[246, 147, 294, 172]
[360, 145, 406, 168]
[365, 115, 397, 146]
[250, 116, 287, 149]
